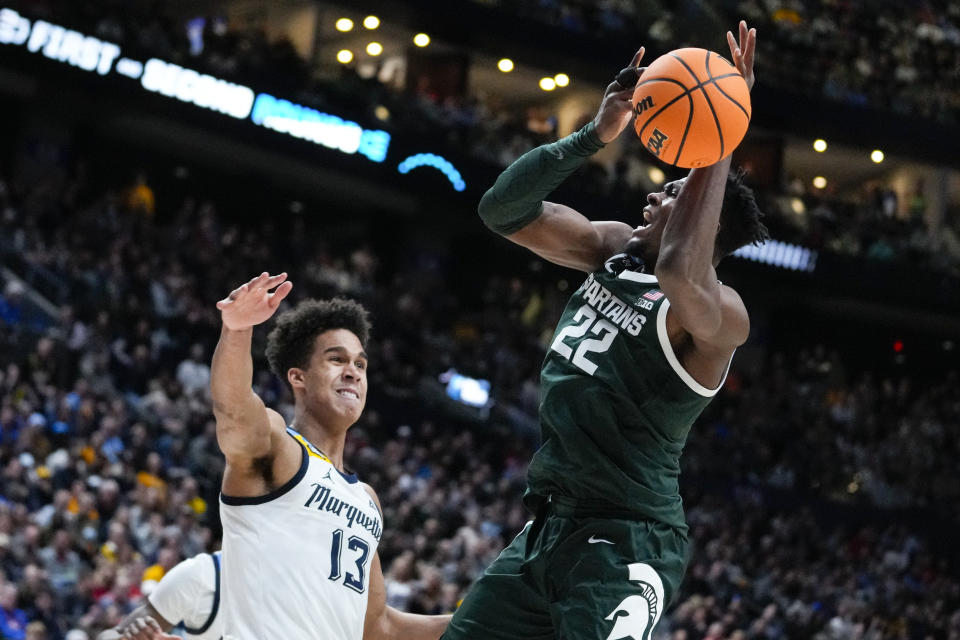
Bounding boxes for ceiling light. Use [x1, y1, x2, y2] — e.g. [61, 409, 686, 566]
[871, 150, 884, 163]
[539, 77, 556, 91]
[813, 139, 827, 152]
[413, 33, 430, 47]
[336, 49, 353, 64]
[363, 15, 379, 29]
[554, 73, 569, 87]
[498, 58, 514, 73]
[366, 42, 383, 56]
[812, 176, 827, 189]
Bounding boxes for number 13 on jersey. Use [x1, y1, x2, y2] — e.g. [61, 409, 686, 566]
[550, 304, 617, 375]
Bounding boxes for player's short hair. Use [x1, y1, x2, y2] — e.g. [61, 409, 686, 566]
[265, 298, 371, 381]
[716, 169, 769, 260]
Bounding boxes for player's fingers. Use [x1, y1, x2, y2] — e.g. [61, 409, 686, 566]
[126, 619, 147, 640]
[216, 298, 231, 310]
[265, 272, 288, 288]
[253, 271, 271, 288]
[744, 28, 756, 68]
[629, 46, 645, 68]
[727, 30, 737, 58]
[739, 20, 747, 47]
[228, 284, 249, 301]
[615, 66, 642, 90]
[268, 280, 294, 308]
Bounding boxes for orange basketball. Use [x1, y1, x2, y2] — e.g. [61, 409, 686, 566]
[631, 48, 751, 168]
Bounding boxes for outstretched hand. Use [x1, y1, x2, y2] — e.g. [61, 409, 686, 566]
[216, 272, 293, 331]
[726, 20, 757, 91]
[593, 47, 646, 144]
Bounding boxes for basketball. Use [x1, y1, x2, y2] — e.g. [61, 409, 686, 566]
[631, 47, 751, 168]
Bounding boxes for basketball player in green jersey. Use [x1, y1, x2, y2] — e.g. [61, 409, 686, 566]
[442, 22, 767, 640]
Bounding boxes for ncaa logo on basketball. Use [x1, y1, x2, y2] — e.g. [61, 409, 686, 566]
[646, 129, 669, 157]
[604, 563, 665, 640]
[633, 96, 654, 116]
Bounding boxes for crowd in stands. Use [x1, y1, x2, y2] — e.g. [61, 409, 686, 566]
[1, 140, 959, 640]
[475, 0, 960, 126]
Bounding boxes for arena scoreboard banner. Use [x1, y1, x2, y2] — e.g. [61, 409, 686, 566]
[0, 7, 393, 164]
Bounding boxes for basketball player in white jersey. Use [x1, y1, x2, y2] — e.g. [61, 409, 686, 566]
[96, 551, 222, 640]
[211, 272, 450, 640]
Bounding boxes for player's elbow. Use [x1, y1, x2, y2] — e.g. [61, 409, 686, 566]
[477, 189, 541, 236]
[477, 188, 508, 235]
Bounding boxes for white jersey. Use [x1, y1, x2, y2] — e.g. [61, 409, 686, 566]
[148, 552, 222, 640]
[219, 428, 382, 640]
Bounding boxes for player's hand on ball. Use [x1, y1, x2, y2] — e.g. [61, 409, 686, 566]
[593, 47, 647, 144]
[726, 20, 756, 91]
[217, 272, 293, 331]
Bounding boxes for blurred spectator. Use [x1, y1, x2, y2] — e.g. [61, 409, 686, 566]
[0, 281, 25, 326]
[175, 343, 210, 397]
[1, 582, 28, 640]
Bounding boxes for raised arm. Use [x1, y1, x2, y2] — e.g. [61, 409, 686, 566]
[477, 49, 649, 272]
[362, 486, 451, 640]
[211, 272, 292, 463]
[654, 21, 756, 347]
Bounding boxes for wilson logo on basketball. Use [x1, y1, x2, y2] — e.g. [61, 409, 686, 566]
[646, 129, 669, 156]
[633, 96, 654, 116]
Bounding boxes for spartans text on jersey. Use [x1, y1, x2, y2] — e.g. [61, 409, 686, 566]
[577, 273, 647, 336]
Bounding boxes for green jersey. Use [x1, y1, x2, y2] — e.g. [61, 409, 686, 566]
[526, 255, 730, 530]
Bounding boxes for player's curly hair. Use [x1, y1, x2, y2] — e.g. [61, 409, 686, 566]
[265, 298, 371, 382]
[716, 168, 770, 260]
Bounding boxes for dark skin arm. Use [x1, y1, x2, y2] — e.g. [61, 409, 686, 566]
[506, 23, 758, 389]
[655, 21, 756, 352]
[504, 48, 646, 272]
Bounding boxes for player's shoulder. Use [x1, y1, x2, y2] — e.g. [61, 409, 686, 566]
[360, 482, 382, 512]
[152, 552, 216, 599]
[712, 282, 750, 348]
[174, 552, 217, 579]
[265, 407, 289, 431]
[718, 281, 747, 314]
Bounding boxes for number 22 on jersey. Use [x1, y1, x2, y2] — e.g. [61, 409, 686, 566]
[550, 304, 617, 376]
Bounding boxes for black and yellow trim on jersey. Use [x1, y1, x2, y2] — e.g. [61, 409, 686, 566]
[286, 426, 360, 484]
[287, 428, 332, 463]
[219, 442, 308, 506]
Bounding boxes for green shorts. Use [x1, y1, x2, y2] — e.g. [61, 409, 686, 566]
[443, 497, 688, 640]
